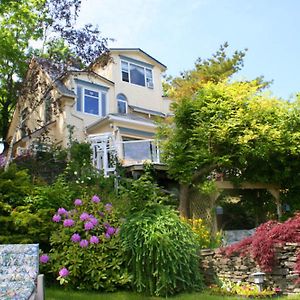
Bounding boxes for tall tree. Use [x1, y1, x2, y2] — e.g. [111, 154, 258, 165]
[160, 45, 300, 219]
[0, 0, 109, 151]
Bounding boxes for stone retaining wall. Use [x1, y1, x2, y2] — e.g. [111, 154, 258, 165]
[200, 243, 300, 294]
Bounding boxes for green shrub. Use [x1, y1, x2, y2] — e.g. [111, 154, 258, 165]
[42, 194, 130, 291]
[119, 171, 173, 212]
[15, 149, 67, 184]
[121, 204, 203, 296]
[24, 176, 75, 211]
[0, 164, 32, 207]
[0, 202, 55, 249]
[69, 142, 92, 163]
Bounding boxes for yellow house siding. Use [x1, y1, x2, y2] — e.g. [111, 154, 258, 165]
[94, 50, 170, 115]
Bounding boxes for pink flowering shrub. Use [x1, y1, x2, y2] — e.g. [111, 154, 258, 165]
[222, 213, 300, 273]
[41, 194, 130, 291]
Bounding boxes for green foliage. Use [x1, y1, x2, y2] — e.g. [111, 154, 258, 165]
[161, 79, 300, 194]
[24, 176, 75, 210]
[64, 142, 99, 186]
[164, 43, 247, 100]
[121, 204, 203, 296]
[119, 167, 174, 212]
[220, 191, 277, 229]
[0, 0, 45, 147]
[70, 142, 92, 164]
[0, 202, 54, 248]
[43, 195, 130, 291]
[0, 164, 32, 207]
[198, 180, 218, 196]
[15, 147, 67, 184]
[209, 279, 277, 298]
[181, 217, 222, 249]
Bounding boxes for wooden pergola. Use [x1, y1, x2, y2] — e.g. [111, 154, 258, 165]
[212, 181, 281, 218]
[209, 181, 281, 233]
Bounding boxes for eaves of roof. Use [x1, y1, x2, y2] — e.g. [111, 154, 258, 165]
[129, 105, 166, 117]
[86, 113, 156, 132]
[68, 70, 115, 86]
[109, 48, 167, 70]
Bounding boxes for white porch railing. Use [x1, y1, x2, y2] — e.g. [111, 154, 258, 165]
[89, 134, 162, 176]
[121, 139, 161, 166]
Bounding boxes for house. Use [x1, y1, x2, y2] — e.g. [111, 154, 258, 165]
[6, 48, 172, 175]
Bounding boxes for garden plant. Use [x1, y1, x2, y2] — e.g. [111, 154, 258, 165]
[222, 213, 300, 273]
[120, 173, 204, 297]
[40, 194, 131, 291]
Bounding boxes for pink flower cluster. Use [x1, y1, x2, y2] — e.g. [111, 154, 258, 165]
[50, 194, 121, 280]
[59, 267, 69, 277]
[39, 254, 49, 264]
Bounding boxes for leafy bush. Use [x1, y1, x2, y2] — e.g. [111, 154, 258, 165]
[222, 213, 300, 273]
[15, 149, 67, 184]
[0, 164, 32, 207]
[209, 279, 277, 298]
[69, 142, 91, 163]
[24, 176, 75, 210]
[0, 202, 55, 248]
[181, 217, 222, 249]
[42, 195, 130, 291]
[119, 170, 173, 212]
[121, 204, 203, 296]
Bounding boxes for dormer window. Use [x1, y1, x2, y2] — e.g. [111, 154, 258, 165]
[121, 59, 153, 88]
[117, 93, 128, 114]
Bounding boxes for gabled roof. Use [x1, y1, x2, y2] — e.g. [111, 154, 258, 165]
[35, 57, 117, 97]
[109, 48, 167, 70]
[70, 70, 114, 86]
[34, 58, 75, 98]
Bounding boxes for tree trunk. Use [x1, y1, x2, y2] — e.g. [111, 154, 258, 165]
[179, 184, 190, 218]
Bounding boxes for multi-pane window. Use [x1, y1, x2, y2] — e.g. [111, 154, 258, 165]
[121, 60, 153, 88]
[84, 89, 99, 115]
[117, 93, 127, 114]
[76, 86, 107, 116]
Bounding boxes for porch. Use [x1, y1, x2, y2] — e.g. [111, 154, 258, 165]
[89, 134, 165, 176]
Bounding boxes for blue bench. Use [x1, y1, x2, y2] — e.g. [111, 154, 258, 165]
[0, 244, 44, 300]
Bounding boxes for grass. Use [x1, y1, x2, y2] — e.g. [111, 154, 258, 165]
[46, 287, 300, 300]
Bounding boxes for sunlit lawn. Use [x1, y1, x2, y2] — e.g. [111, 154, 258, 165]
[46, 287, 300, 300]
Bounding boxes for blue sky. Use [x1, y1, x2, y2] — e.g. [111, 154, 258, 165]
[78, 0, 300, 100]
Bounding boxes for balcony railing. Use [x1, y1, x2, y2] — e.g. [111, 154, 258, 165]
[120, 139, 161, 165]
[89, 135, 162, 176]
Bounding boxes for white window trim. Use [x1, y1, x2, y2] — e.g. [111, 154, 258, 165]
[76, 85, 108, 117]
[120, 59, 154, 88]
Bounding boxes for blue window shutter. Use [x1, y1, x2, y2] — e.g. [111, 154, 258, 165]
[76, 86, 82, 112]
[101, 93, 107, 116]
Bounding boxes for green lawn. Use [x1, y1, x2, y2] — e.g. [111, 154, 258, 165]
[46, 287, 300, 300]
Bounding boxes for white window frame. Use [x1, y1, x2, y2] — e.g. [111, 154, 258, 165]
[76, 86, 108, 117]
[120, 60, 154, 88]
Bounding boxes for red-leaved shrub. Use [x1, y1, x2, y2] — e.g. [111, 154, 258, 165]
[222, 214, 300, 272]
